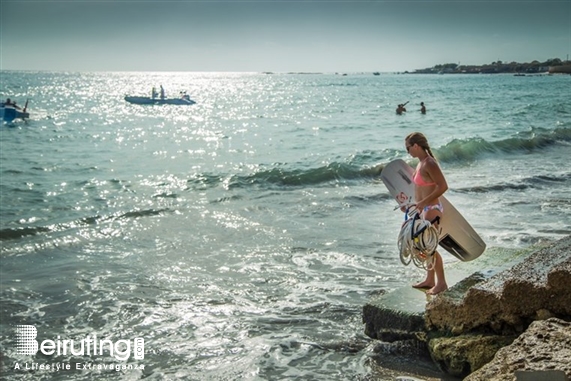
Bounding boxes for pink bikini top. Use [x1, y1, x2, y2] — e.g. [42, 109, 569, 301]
[413, 161, 436, 187]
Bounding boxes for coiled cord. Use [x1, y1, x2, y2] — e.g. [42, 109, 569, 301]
[397, 208, 439, 270]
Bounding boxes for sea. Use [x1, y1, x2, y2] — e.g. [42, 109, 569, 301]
[1, 71, 570, 380]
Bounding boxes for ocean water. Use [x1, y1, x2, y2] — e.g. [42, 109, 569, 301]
[1, 71, 570, 380]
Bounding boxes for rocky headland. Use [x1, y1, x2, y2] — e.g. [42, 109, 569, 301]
[409, 58, 571, 75]
[363, 235, 571, 380]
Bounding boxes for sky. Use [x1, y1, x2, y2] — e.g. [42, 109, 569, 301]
[1, 0, 570, 72]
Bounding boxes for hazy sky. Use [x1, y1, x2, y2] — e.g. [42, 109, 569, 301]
[1, 0, 570, 72]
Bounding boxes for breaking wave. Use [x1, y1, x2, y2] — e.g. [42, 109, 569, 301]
[230, 127, 571, 189]
[435, 127, 571, 163]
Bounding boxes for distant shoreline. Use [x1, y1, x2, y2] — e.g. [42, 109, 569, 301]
[408, 58, 571, 75]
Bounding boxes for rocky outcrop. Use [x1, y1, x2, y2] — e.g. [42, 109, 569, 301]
[427, 236, 571, 378]
[363, 245, 537, 341]
[363, 236, 571, 380]
[425, 236, 571, 335]
[465, 318, 571, 381]
[428, 333, 516, 377]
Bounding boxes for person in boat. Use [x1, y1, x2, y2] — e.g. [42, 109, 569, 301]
[151, 87, 158, 99]
[396, 104, 406, 115]
[3, 98, 22, 110]
[404, 132, 449, 295]
[160, 85, 165, 100]
[420, 102, 426, 114]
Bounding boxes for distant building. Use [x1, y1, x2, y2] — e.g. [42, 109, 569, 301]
[549, 65, 571, 74]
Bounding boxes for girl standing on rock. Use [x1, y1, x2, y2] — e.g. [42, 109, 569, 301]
[405, 132, 448, 295]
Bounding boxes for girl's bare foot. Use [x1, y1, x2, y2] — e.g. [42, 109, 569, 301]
[427, 283, 448, 295]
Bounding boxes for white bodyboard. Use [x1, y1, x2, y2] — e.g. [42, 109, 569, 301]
[381, 159, 486, 261]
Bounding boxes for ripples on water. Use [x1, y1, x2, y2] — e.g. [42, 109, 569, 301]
[1, 72, 571, 379]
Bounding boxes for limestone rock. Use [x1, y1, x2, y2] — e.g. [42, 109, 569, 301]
[363, 286, 426, 340]
[425, 237, 571, 335]
[363, 236, 571, 379]
[427, 334, 515, 378]
[465, 318, 571, 381]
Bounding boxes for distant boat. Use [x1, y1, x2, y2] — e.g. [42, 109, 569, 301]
[124, 94, 196, 105]
[1, 100, 30, 123]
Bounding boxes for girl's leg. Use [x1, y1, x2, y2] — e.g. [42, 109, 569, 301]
[427, 251, 448, 295]
[412, 207, 447, 293]
[413, 268, 435, 289]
